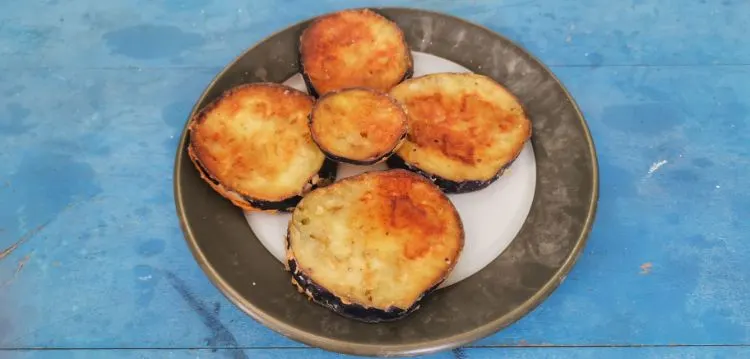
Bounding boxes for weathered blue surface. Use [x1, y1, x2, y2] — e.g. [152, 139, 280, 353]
[0, 0, 748, 358]
[5, 347, 750, 359]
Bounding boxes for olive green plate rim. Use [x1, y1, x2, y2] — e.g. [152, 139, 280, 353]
[173, 6, 599, 357]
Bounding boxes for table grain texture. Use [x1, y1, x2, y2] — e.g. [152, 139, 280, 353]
[1, 0, 748, 358]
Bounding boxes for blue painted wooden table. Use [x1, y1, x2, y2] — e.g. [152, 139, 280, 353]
[1, 0, 748, 358]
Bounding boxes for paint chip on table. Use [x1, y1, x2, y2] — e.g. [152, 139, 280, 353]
[640, 262, 653, 275]
[648, 160, 668, 175]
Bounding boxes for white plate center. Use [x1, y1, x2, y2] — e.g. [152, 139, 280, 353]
[245, 51, 537, 288]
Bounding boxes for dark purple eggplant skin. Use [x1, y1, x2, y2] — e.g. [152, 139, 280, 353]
[300, 63, 414, 99]
[300, 68, 321, 98]
[385, 153, 520, 194]
[287, 256, 440, 323]
[192, 148, 338, 212]
[285, 229, 441, 323]
[241, 158, 338, 211]
[317, 150, 390, 167]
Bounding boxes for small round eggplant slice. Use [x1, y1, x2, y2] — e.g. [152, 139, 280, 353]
[299, 9, 413, 97]
[309, 88, 408, 166]
[387, 73, 532, 193]
[286, 169, 464, 323]
[187, 83, 337, 212]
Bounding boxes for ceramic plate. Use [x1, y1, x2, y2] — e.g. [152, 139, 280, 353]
[174, 7, 598, 357]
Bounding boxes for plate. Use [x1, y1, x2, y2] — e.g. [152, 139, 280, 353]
[174, 7, 598, 357]
[245, 51, 538, 289]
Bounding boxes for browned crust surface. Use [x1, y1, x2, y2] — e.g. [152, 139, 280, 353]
[188, 83, 325, 204]
[300, 9, 412, 95]
[187, 144, 261, 211]
[310, 88, 408, 162]
[287, 169, 464, 310]
[389, 73, 532, 182]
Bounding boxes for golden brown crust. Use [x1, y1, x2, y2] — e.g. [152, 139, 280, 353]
[287, 169, 464, 310]
[187, 144, 263, 212]
[188, 83, 327, 205]
[310, 88, 408, 164]
[372, 171, 457, 261]
[389, 73, 532, 182]
[300, 9, 412, 95]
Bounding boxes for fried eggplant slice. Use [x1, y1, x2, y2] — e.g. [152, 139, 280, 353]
[310, 88, 408, 165]
[188, 83, 337, 212]
[299, 9, 413, 97]
[286, 169, 464, 322]
[387, 73, 532, 193]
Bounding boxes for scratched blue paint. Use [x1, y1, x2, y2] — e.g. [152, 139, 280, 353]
[5, 347, 750, 359]
[135, 239, 166, 257]
[0, 150, 101, 250]
[473, 65, 750, 347]
[156, 0, 211, 11]
[103, 25, 204, 60]
[162, 100, 196, 131]
[0, 0, 749, 358]
[600, 103, 684, 134]
[3, 85, 26, 97]
[0, 69, 305, 349]
[0, 103, 33, 135]
[0, 0, 748, 68]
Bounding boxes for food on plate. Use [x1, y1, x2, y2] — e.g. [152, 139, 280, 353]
[299, 8, 413, 97]
[387, 72, 532, 193]
[285, 169, 464, 322]
[309, 87, 408, 165]
[187, 83, 337, 212]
